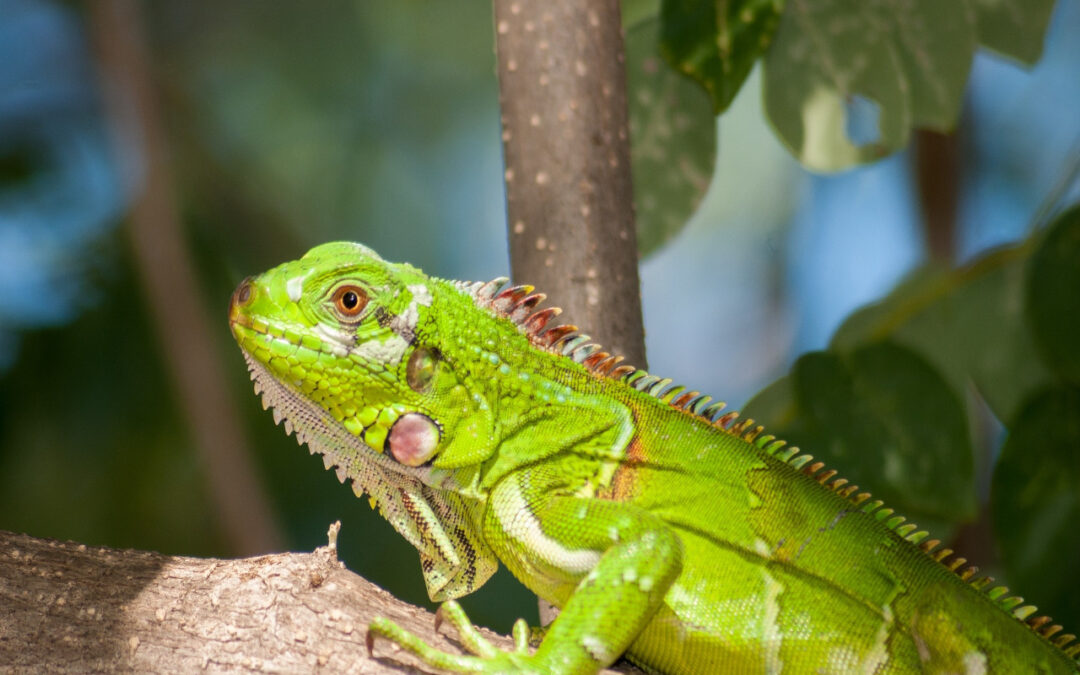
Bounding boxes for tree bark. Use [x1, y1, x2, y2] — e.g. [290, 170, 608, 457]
[494, 0, 647, 370]
[0, 528, 639, 674]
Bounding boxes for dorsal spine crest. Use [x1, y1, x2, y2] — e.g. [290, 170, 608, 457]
[455, 274, 1079, 661]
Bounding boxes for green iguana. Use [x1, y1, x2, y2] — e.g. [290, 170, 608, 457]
[229, 241, 1078, 674]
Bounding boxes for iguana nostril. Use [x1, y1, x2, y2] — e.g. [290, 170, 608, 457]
[234, 278, 253, 307]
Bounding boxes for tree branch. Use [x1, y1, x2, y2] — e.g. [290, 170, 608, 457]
[0, 527, 637, 673]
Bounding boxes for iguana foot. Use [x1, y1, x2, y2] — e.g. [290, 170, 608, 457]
[366, 600, 538, 673]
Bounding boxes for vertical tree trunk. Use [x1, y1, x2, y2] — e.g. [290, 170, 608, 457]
[493, 0, 646, 627]
[494, 0, 647, 370]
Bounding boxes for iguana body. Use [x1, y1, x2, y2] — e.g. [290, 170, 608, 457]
[229, 242, 1078, 673]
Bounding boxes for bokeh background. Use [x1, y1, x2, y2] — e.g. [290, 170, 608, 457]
[1, 0, 1078, 631]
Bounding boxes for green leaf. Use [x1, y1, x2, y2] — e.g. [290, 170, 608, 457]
[972, 0, 1056, 64]
[659, 0, 785, 113]
[749, 342, 976, 527]
[789, 342, 976, 522]
[886, 0, 977, 131]
[830, 264, 954, 352]
[762, 0, 976, 171]
[943, 251, 1051, 424]
[742, 374, 797, 429]
[832, 246, 1052, 425]
[762, 0, 906, 169]
[626, 18, 718, 255]
[622, 0, 661, 29]
[656, 0, 1055, 171]
[991, 385, 1080, 626]
[0, 144, 38, 191]
[1026, 205, 1080, 384]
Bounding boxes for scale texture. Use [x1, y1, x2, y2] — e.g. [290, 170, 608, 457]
[229, 242, 1078, 674]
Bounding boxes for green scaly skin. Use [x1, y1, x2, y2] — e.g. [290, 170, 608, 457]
[229, 242, 1079, 674]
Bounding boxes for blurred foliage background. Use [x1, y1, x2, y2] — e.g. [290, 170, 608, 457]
[1, 0, 1078, 634]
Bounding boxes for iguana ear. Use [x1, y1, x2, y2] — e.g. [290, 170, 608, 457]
[244, 354, 498, 601]
[431, 406, 498, 469]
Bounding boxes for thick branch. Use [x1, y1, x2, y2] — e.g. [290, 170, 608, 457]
[495, 0, 647, 369]
[0, 528, 636, 673]
[0, 527, 428, 672]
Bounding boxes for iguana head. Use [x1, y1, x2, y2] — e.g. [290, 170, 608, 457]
[230, 241, 508, 599]
[230, 241, 642, 487]
[229, 241, 489, 474]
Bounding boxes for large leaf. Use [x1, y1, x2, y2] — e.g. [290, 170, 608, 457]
[749, 341, 976, 525]
[657, 0, 1055, 171]
[832, 246, 1052, 425]
[659, 0, 784, 113]
[1026, 204, 1080, 384]
[762, 0, 974, 171]
[972, 0, 1057, 64]
[991, 385, 1080, 627]
[626, 17, 717, 255]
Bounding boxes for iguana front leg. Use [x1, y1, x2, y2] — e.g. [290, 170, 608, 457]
[367, 474, 684, 674]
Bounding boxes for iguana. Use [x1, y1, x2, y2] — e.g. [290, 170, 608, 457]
[229, 241, 1079, 674]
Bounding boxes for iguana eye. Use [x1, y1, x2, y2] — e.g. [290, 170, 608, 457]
[332, 285, 368, 317]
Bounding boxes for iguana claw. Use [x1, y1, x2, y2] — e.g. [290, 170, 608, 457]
[366, 601, 539, 674]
